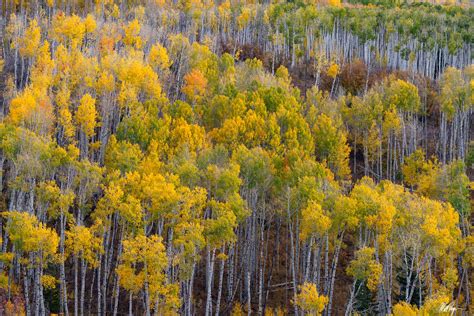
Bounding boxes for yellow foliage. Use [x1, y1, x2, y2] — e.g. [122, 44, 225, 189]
[264, 307, 285, 316]
[149, 43, 172, 70]
[237, 7, 253, 30]
[4, 300, 25, 316]
[231, 302, 245, 316]
[36, 181, 75, 219]
[332, 195, 359, 230]
[66, 225, 102, 267]
[117, 234, 167, 291]
[55, 85, 75, 140]
[84, 14, 97, 33]
[346, 247, 382, 292]
[0, 6, 471, 314]
[420, 199, 460, 258]
[9, 89, 37, 125]
[75, 94, 97, 137]
[169, 118, 207, 156]
[440, 67, 469, 120]
[30, 41, 55, 90]
[9, 87, 54, 135]
[382, 106, 401, 135]
[300, 201, 331, 241]
[392, 302, 418, 316]
[218, 0, 231, 20]
[441, 267, 458, 295]
[19, 19, 41, 58]
[2, 211, 59, 260]
[0, 273, 8, 290]
[205, 199, 238, 247]
[118, 194, 143, 226]
[367, 199, 396, 253]
[51, 13, 85, 48]
[174, 221, 205, 258]
[53, 44, 98, 90]
[386, 79, 421, 113]
[401, 149, 431, 187]
[123, 19, 143, 49]
[117, 234, 179, 312]
[294, 283, 328, 315]
[327, 63, 339, 79]
[275, 65, 291, 88]
[328, 0, 342, 6]
[96, 71, 115, 93]
[117, 54, 162, 101]
[419, 295, 454, 315]
[41, 275, 57, 289]
[312, 113, 351, 181]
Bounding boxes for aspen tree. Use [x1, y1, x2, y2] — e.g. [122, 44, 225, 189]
[294, 283, 328, 316]
[0, 3, 471, 314]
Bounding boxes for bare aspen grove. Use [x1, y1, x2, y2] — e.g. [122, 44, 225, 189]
[0, 0, 472, 315]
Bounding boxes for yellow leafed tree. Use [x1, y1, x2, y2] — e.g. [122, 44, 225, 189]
[294, 283, 328, 315]
[75, 93, 97, 138]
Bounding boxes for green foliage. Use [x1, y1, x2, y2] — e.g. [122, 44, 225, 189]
[0, 1, 471, 315]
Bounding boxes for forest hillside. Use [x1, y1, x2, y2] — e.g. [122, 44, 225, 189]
[0, 0, 472, 315]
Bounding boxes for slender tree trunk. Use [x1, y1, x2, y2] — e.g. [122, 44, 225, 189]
[81, 257, 86, 316]
[286, 187, 298, 316]
[23, 265, 30, 316]
[215, 245, 226, 316]
[74, 254, 79, 316]
[60, 211, 69, 316]
[326, 232, 344, 316]
[205, 247, 216, 316]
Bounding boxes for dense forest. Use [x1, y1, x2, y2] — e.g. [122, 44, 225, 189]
[0, 0, 472, 315]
